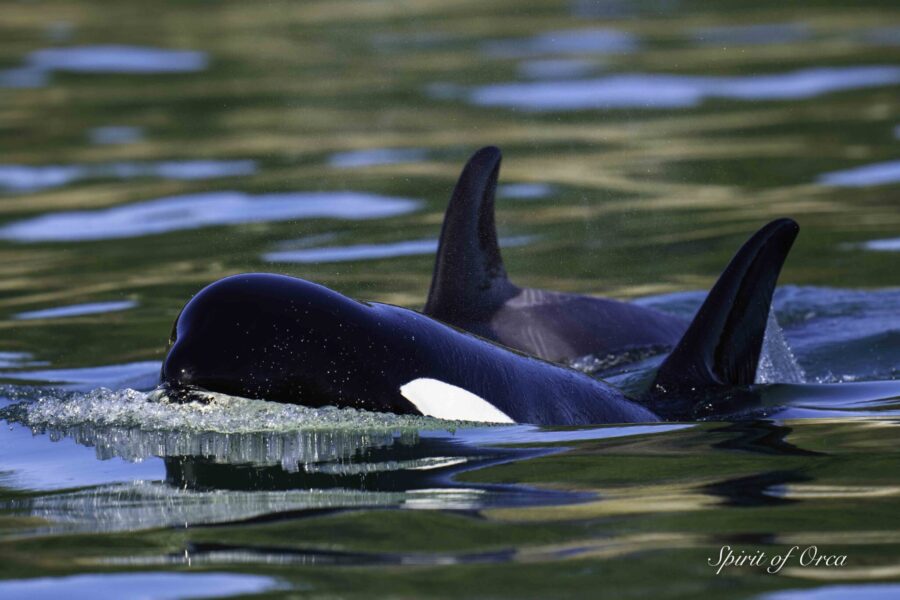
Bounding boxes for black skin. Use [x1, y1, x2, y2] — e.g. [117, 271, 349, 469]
[161, 216, 798, 426]
[161, 274, 657, 426]
[424, 146, 689, 362]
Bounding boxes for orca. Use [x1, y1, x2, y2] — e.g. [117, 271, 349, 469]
[160, 216, 797, 426]
[424, 146, 688, 362]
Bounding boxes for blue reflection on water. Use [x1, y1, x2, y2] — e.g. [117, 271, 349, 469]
[636, 286, 900, 383]
[690, 23, 809, 45]
[436, 423, 693, 445]
[0, 573, 283, 600]
[264, 235, 533, 263]
[328, 148, 428, 168]
[0, 191, 421, 242]
[13, 301, 137, 321]
[0, 352, 48, 369]
[29, 46, 208, 73]
[0, 422, 165, 490]
[0, 45, 208, 88]
[0, 160, 257, 194]
[865, 26, 900, 47]
[760, 583, 900, 600]
[860, 238, 900, 252]
[483, 28, 638, 57]
[816, 159, 900, 187]
[0, 361, 161, 390]
[87, 125, 144, 146]
[468, 66, 900, 111]
[518, 58, 599, 79]
[497, 183, 555, 200]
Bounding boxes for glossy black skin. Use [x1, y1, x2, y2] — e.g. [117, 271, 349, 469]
[424, 146, 688, 362]
[161, 274, 658, 426]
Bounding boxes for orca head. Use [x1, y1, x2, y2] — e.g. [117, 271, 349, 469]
[160, 273, 415, 413]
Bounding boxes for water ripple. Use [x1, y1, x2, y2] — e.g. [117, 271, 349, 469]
[0, 160, 256, 194]
[468, 66, 900, 111]
[263, 235, 533, 264]
[816, 159, 900, 187]
[0, 45, 208, 88]
[0, 191, 421, 242]
[13, 300, 137, 321]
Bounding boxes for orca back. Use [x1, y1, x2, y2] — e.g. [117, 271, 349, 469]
[424, 146, 687, 361]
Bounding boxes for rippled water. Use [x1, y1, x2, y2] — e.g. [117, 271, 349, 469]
[1, 0, 899, 598]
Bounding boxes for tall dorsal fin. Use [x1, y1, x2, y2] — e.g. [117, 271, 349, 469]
[424, 146, 519, 324]
[650, 218, 799, 398]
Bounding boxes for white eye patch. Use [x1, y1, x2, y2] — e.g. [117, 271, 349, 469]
[399, 378, 515, 424]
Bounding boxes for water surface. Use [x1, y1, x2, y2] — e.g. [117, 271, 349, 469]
[1, 0, 899, 597]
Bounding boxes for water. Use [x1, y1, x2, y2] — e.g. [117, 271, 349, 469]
[1, 0, 899, 597]
[468, 67, 900, 111]
[0, 191, 421, 242]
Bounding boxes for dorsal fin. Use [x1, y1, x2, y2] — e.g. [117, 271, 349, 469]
[650, 218, 799, 398]
[424, 146, 519, 324]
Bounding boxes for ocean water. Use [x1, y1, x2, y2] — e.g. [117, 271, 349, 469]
[0, 0, 899, 598]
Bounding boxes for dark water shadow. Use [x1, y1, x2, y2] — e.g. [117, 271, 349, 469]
[710, 421, 824, 457]
[703, 469, 813, 507]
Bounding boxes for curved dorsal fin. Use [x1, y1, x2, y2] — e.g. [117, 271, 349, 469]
[424, 146, 518, 324]
[650, 218, 799, 400]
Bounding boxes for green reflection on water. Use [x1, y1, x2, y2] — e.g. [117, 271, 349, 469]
[1, 0, 899, 596]
[2, 419, 900, 598]
[1, 0, 898, 370]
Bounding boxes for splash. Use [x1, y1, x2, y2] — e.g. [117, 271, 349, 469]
[1, 387, 452, 436]
[568, 345, 670, 376]
[756, 312, 806, 384]
[0, 386, 482, 470]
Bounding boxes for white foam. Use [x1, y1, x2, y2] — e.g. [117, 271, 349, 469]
[400, 378, 514, 424]
[1, 386, 451, 435]
[757, 312, 806, 384]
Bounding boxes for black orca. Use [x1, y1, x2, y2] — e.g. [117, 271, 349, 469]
[160, 216, 797, 426]
[161, 273, 656, 425]
[424, 146, 688, 362]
